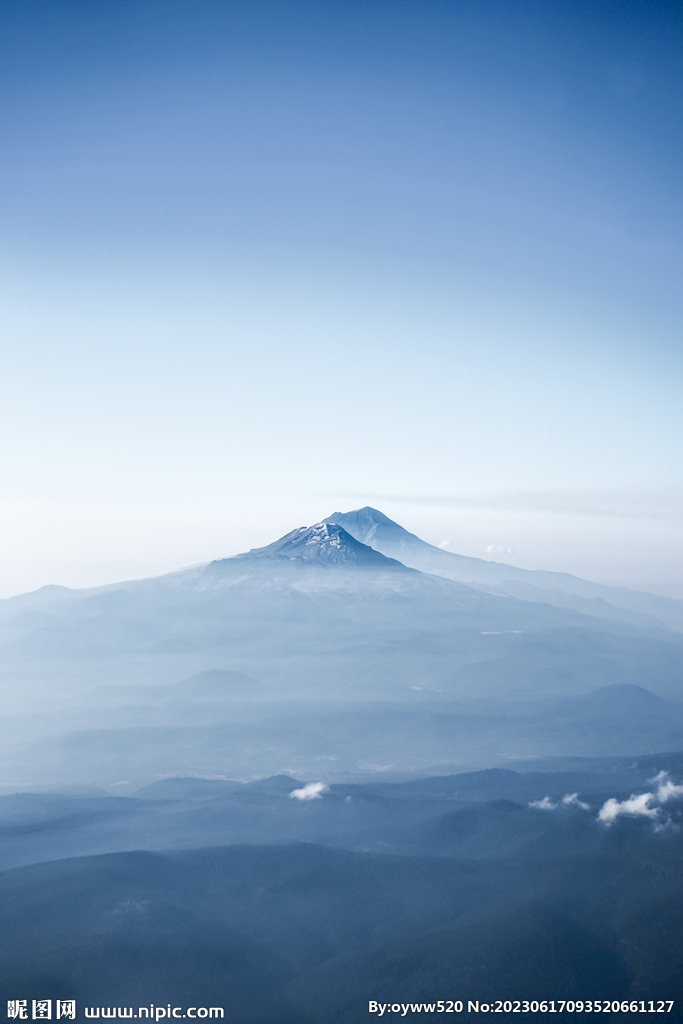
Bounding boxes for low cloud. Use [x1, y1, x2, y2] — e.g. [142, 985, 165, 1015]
[598, 771, 683, 825]
[481, 630, 523, 635]
[563, 792, 590, 810]
[289, 782, 329, 801]
[530, 792, 590, 811]
[598, 792, 659, 824]
[529, 796, 557, 810]
[651, 770, 683, 803]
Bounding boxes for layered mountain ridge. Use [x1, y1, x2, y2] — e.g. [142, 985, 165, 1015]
[0, 505, 682, 794]
[0, 517, 681, 1010]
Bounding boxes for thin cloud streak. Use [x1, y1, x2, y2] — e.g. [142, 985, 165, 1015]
[313, 489, 683, 523]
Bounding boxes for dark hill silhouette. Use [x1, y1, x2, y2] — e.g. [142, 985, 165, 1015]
[0, 832, 681, 1019]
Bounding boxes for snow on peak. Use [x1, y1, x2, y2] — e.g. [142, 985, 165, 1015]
[242, 521, 406, 568]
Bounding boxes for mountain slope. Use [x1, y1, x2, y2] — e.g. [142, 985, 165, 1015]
[235, 522, 408, 568]
[0, 518, 680, 701]
[324, 507, 683, 631]
[1, 514, 682, 790]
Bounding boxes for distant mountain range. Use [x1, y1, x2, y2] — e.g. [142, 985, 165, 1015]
[1, 757, 683, 1016]
[2, 511, 683, 1015]
[0, 508, 681, 790]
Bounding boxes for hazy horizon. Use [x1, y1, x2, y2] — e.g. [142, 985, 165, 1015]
[1, 1, 681, 595]
[1, 494, 682, 601]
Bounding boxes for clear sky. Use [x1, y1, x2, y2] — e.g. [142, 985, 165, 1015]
[1, 0, 681, 597]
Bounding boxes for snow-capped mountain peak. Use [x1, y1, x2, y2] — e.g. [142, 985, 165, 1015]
[239, 521, 406, 568]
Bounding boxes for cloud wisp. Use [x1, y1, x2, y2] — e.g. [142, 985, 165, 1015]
[529, 793, 590, 811]
[562, 793, 590, 810]
[321, 489, 683, 524]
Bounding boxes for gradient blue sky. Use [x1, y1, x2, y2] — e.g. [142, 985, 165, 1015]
[1, 0, 681, 596]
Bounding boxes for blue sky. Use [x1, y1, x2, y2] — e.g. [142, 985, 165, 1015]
[1, 0, 681, 596]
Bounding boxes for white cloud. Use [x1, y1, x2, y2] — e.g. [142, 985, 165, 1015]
[650, 771, 683, 803]
[562, 792, 590, 810]
[530, 792, 590, 812]
[598, 792, 659, 824]
[597, 772, 683, 825]
[437, 541, 451, 548]
[289, 782, 329, 801]
[529, 796, 556, 810]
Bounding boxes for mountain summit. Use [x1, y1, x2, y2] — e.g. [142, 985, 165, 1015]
[323, 507, 423, 556]
[238, 521, 407, 569]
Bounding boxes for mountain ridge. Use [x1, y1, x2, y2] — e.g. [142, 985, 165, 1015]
[324, 507, 683, 631]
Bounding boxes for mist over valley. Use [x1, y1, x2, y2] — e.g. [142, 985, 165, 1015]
[1, 511, 682, 1017]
